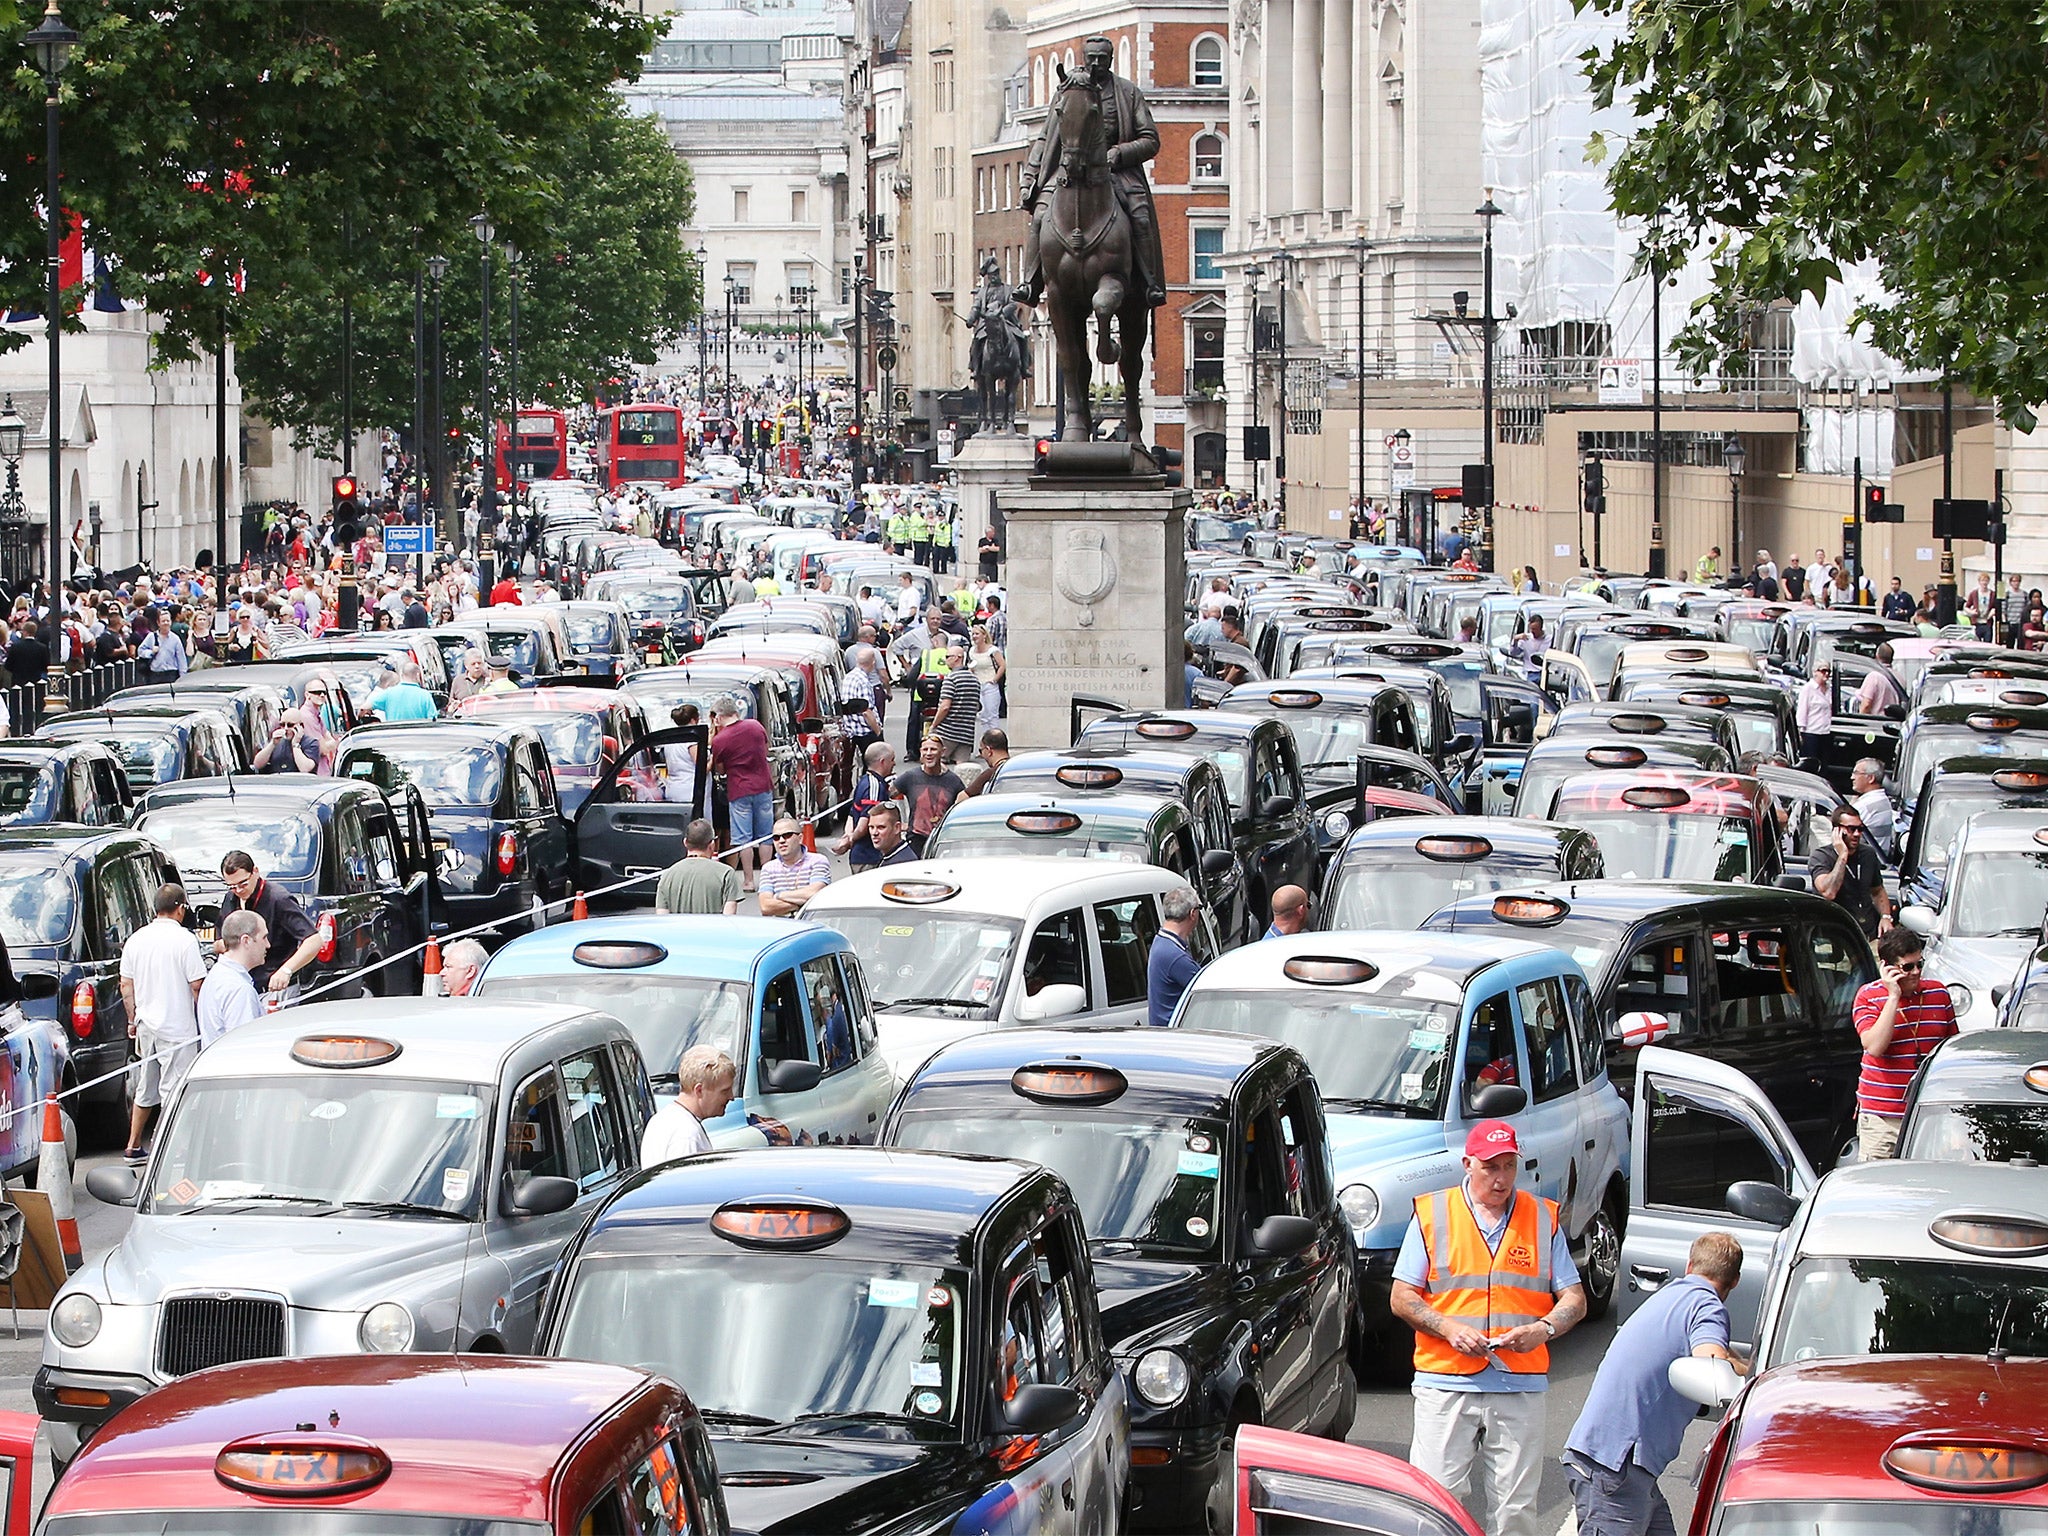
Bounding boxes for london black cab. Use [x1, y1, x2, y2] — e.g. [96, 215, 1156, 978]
[1319, 817, 1603, 930]
[884, 1028, 1355, 1532]
[0, 741, 132, 828]
[539, 1147, 1130, 1535]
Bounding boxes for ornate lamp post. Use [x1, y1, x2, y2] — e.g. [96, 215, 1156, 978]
[426, 254, 448, 531]
[1724, 432, 1747, 569]
[25, 0, 78, 616]
[471, 212, 495, 582]
[0, 397, 31, 587]
[1476, 190, 1502, 572]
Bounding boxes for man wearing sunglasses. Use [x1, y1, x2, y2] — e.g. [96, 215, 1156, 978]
[1852, 927, 1957, 1161]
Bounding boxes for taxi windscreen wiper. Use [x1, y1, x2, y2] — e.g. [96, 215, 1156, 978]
[701, 1409, 778, 1428]
[335, 1199, 470, 1221]
[878, 996, 983, 1012]
[176, 1192, 336, 1215]
[767, 1411, 923, 1437]
[1322, 1094, 1431, 1116]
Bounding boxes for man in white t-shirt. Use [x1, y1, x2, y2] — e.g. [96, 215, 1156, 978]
[640, 1045, 738, 1166]
[117, 882, 207, 1163]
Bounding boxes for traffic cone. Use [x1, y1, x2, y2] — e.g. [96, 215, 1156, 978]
[803, 822, 817, 852]
[572, 891, 589, 921]
[421, 938, 443, 998]
[39, 1096, 80, 1274]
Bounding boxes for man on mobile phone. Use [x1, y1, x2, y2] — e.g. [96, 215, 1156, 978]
[1852, 928, 1957, 1160]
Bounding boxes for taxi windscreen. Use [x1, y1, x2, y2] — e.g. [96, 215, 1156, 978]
[1768, 1256, 2048, 1368]
[0, 763, 54, 823]
[1721, 614, 1778, 653]
[43, 1518, 547, 1536]
[145, 1077, 491, 1219]
[563, 611, 617, 650]
[344, 743, 502, 807]
[554, 1256, 966, 1435]
[136, 805, 321, 882]
[1904, 1103, 2048, 1163]
[1948, 851, 2048, 937]
[928, 825, 1149, 865]
[519, 714, 605, 770]
[1326, 853, 1557, 930]
[1899, 730, 2040, 809]
[891, 1111, 1226, 1255]
[0, 866, 77, 947]
[1556, 812, 1756, 882]
[1174, 990, 1458, 1117]
[1918, 786, 2048, 870]
[1713, 1505, 2048, 1535]
[478, 976, 746, 1087]
[620, 584, 696, 620]
[97, 730, 180, 789]
[817, 913, 1018, 1017]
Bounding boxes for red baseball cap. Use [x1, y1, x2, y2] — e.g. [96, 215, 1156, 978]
[1464, 1120, 1521, 1160]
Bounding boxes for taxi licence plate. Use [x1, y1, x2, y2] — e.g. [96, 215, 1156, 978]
[194, 926, 216, 943]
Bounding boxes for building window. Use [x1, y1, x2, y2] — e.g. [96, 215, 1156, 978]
[840, 265, 852, 304]
[728, 263, 754, 306]
[732, 187, 749, 224]
[1192, 225, 1224, 283]
[1117, 36, 1130, 78]
[1192, 36, 1224, 87]
[1006, 162, 1016, 207]
[1192, 132, 1224, 180]
[1033, 55, 1045, 105]
[1064, 47, 1075, 74]
[1189, 321, 1225, 394]
[786, 263, 811, 305]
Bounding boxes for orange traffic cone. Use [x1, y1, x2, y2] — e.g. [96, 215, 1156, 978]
[39, 1096, 80, 1273]
[572, 891, 589, 922]
[803, 822, 817, 852]
[421, 938, 443, 997]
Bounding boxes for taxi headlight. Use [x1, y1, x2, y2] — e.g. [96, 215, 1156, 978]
[1322, 809, 1352, 840]
[50, 1293, 100, 1348]
[358, 1301, 415, 1353]
[1133, 1348, 1190, 1408]
[1338, 1183, 1380, 1239]
[1946, 982, 1976, 1019]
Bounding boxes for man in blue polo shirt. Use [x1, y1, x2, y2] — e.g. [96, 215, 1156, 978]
[1562, 1231, 1745, 1535]
[1145, 885, 1203, 1027]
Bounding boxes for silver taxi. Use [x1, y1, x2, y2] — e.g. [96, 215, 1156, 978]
[803, 857, 1218, 1083]
[36, 998, 651, 1462]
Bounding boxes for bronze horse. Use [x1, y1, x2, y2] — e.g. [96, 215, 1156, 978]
[1034, 69, 1148, 443]
[975, 302, 1026, 433]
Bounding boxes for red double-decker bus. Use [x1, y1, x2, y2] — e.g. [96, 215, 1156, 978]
[495, 409, 571, 490]
[595, 403, 687, 490]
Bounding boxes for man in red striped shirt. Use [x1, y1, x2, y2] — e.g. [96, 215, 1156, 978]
[1852, 928, 1957, 1160]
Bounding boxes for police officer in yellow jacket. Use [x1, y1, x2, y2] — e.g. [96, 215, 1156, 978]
[1390, 1119, 1585, 1536]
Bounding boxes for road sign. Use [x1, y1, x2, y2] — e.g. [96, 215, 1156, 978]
[876, 345, 899, 372]
[384, 524, 435, 556]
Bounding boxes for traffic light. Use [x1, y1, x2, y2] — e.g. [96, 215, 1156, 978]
[1155, 444, 1184, 489]
[331, 474, 362, 543]
[1582, 455, 1605, 517]
[1462, 463, 1494, 508]
[1864, 484, 1904, 523]
[1034, 436, 1052, 472]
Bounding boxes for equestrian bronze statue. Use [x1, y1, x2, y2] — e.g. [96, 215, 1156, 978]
[968, 255, 1030, 433]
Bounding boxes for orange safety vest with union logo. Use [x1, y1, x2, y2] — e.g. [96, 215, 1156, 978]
[1412, 1185, 1558, 1376]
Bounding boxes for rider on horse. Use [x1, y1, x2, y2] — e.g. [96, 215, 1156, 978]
[1017, 36, 1167, 310]
[968, 256, 1029, 387]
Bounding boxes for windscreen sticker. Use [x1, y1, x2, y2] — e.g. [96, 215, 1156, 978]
[437, 1094, 481, 1120]
[979, 929, 1009, 947]
[310, 1100, 348, 1121]
[1399, 1072, 1425, 1101]
[200, 1179, 262, 1200]
[867, 1278, 920, 1308]
[910, 1361, 943, 1387]
[1408, 1029, 1448, 1051]
[970, 976, 996, 1003]
[1571, 946, 1606, 969]
[882, 925, 914, 938]
[443, 1169, 472, 1204]
[914, 1390, 944, 1415]
[1186, 1132, 1214, 1154]
[1186, 1215, 1212, 1239]
[166, 1177, 199, 1204]
[1722, 828, 1750, 845]
[926, 1286, 953, 1308]
[1178, 1150, 1221, 1178]
[977, 959, 1004, 976]
[1414, 1016, 1451, 1034]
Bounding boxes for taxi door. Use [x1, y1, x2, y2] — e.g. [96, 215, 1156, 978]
[988, 1217, 1129, 1534]
[1618, 1045, 1817, 1342]
[749, 961, 877, 1144]
[1477, 678, 1554, 815]
[484, 1062, 601, 1350]
[574, 728, 704, 897]
[1502, 974, 1587, 1232]
[1538, 653, 1595, 707]
[798, 953, 890, 1143]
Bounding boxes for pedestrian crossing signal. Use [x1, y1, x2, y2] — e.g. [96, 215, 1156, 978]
[1154, 444, 1184, 489]
[331, 475, 358, 503]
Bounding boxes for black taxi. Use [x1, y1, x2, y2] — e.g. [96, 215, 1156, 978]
[925, 792, 1224, 915]
[1897, 757, 2048, 906]
[1319, 816, 1603, 931]
[1893, 702, 2048, 827]
[539, 1147, 1130, 1536]
[131, 775, 442, 997]
[1422, 881, 1875, 1168]
[35, 706, 247, 792]
[0, 742, 132, 829]
[883, 1029, 1355, 1533]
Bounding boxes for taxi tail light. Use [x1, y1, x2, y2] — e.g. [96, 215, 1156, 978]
[317, 914, 337, 963]
[495, 830, 520, 876]
[1928, 1213, 2048, 1257]
[69, 982, 94, 1038]
[1882, 1438, 2048, 1495]
[1012, 1063, 1129, 1105]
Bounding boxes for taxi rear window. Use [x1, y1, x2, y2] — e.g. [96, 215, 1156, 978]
[1769, 1256, 2048, 1368]
[1903, 1103, 2048, 1164]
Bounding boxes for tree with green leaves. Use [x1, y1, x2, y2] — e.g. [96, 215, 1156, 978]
[1581, 0, 2046, 423]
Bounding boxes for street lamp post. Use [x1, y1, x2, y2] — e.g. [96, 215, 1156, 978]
[426, 254, 447, 537]
[26, 0, 77, 619]
[504, 241, 520, 500]
[1648, 224, 1666, 579]
[1244, 263, 1263, 505]
[1476, 191, 1502, 573]
[472, 212, 495, 586]
[1392, 426, 1412, 547]
[412, 258, 425, 527]
[851, 252, 867, 494]
[1724, 432, 1747, 573]
[722, 273, 736, 423]
[1354, 231, 1369, 537]
[1274, 248, 1290, 523]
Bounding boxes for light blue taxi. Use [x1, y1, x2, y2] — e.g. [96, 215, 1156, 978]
[1170, 929, 1630, 1375]
[477, 916, 895, 1148]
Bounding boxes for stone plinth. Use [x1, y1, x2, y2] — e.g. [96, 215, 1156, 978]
[950, 431, 1037, 566]
[1000, 482, 1189, 750]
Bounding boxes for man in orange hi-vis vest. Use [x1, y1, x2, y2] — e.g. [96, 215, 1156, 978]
[1390, 1120, 1586, 1536]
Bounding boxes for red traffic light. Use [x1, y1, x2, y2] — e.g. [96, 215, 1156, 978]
[331, 475, 358, 501]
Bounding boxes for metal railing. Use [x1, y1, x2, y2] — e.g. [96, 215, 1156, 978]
[2, 657, 140, 736]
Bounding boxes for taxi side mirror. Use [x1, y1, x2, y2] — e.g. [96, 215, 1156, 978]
[1466, 1083, 1527, 1119]
[1250, 1214, 1318, 1257]
[85, 1164, 141, 1206]
[1725, 1180, 1799, 1229]
[762, 1058, 824, 1094]
[1899, 904, 1936, 936]
[1015, 983, 1087, 1023]
[1447, 732, 1477, 757]
[1002, 1382, 1084, 1436]
[1257, 794, 1296, 820]
[1668, 1355, 1741, 1410]
[506, 1174, 579, 1218]
[1615, 1012, 1671, 1049]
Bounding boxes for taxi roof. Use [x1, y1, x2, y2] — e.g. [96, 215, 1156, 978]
[900, 1025, 1293, 1122]
[1716, 1355, 2048, 1508]
[807, 856, 1189, 920]
[996, 745, 1215, 786]
[42, 1354, 664, 1524]
[135, 773, 369, 812]
[1223, 679, 1408, 711]
[188, 997, 619, 1085]
[484, 914, 845, 986]
[935, 791, 1182, 832]
[0, 825, 149, 862]
[1336, 815, 1579, 861]
[1421, 878, 1843, 931]
[1551, 769, 1769, 817]
[1187, 929, 1553, 999]
[1614, 639, 1763, 673]
[582, 1146, 1049, 1267]
[1909, 701, 2048, 732]
[1952, 807, 2048, 854]
[1795, 1160, 2048, 1264]
[1914, 1028, 2048, 1104]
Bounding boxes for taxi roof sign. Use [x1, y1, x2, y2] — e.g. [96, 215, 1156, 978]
[1585, 745, 1649, 768]
[1996, 771, 2048, 790]
[1055, 764, 1124, 788]
[710, 1199, 851, 1251]
[1135, 719, 1198, 740]
[1492, 894, 1568, 926]
[1622, 785, 1692, 809]
[215, 1435, 393, 1498]
[2005, 689, 2048, 707]
[1265, 689, 1324, 709]
[1607, 713, 1668, 734]
[1281, 956, 1379, 986]
[1415, 834, 1493, 862]
[880, 878, 961, 904]
[1969, 713, 2023, 732]
[1928, 1212, 2048, 1258]
[1661, 646, 1712, 662]
[2023, 1064, 2048, 1095]
[1677, 690, 1732, 708]
[290, 1036, 402, 1070]
[1012, 1062, 1128, 1105]
[1007, 810, 1084, 834]
[1883, 1437, 2048, 1496]
[571, 940, 669, 970]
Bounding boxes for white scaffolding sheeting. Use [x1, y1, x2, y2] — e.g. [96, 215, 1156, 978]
[1800, 406, 1896, 477]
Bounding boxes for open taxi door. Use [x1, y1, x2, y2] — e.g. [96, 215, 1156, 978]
[1619, 1045, 1818, 1344]
[1231, 1425, 1482, 1536]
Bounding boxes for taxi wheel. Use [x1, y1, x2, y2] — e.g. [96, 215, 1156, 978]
[1579, 1191, 1624, 1321]
[1204, 1420, 1248, 1536]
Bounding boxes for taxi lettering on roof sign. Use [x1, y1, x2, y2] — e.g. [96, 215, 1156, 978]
[215, 1435, 393, 1497]
[1883, 1438, 2048, 1494]
[709, 1199, 852, 1249]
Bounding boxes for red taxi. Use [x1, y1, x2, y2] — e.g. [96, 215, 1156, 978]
[1549, 770, 1783, 884]
[41, 1355, 727, 1536]
[1229, 1425, 1482, 1536]
[1677, 1355, 2048, 1536]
